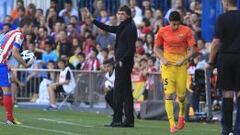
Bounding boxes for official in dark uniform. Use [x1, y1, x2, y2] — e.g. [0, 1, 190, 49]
[92, 5, 137, 127]
[207, 0, 240, 134]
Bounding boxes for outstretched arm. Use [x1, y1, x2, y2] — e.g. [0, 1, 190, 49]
[92, 19, 118, 33]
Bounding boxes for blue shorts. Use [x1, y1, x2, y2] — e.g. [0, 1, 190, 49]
[0, 64, 11, 87]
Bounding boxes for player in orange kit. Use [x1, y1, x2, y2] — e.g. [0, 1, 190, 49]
[154, 11, 196, 133]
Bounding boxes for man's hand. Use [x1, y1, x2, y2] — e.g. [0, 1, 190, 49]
[160, 58, 171, 66]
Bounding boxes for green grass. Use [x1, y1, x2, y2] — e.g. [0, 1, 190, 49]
[0, 108, 220, 135]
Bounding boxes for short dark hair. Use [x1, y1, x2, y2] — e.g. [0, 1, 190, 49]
[48, 60, 55, 64]
[19, 17, 33, 28]
[70, 15, 78, 20]
[45, 41, 52, 46]
[91, 48, 98, 55]
[142, 18, 151, 27]
[169, 11, 181, 22]
[149, 56, 156, 63]
[39, 26, 48, 32]
[103, 58, 114, 65]
[59, 58, 67, 64]
[17, 6, 25, 12]
[101, 48, 109, 54]
[51, 0, 58, 3]
[64, 0, 72, 5]
[119, 5, 131, 16]
[86, 35, 95, 40]
[37, 8, 43, 14]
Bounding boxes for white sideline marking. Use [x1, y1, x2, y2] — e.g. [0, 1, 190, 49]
[37, 118, 94, 128]
[19, 125, 83, 135]
[0, 122, 84, 135]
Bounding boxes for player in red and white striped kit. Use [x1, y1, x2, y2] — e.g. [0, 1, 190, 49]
[0, 17, 33, 125]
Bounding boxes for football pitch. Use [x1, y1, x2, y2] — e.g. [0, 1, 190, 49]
[0, 108, 220, 135]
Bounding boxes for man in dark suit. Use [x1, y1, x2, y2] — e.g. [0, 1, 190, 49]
[92, 5, 137, 128]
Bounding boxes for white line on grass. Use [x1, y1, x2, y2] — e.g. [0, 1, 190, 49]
[19, 125, 84, 135]
[37, 118, 218, 133]
[0, 122, 84, 135]
[37, 118, 94, 128]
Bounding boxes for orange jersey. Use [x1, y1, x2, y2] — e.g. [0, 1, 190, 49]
[155, 25, 195, 63]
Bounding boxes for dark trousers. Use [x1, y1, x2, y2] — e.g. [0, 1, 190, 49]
[105, 89, 114, 111]
[113, 64, 134, 124]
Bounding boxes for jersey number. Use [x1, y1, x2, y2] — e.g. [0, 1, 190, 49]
[163, 78, 168, 85]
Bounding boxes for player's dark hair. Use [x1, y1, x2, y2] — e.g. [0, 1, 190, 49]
[119, 5, 132, 17]
[169, 11, 181, 22]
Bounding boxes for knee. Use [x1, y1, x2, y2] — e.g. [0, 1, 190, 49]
[178, 96, 185, 103]
[165, 94, 174, 100]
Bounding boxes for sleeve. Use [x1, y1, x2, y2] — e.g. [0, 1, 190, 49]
[13, 33, 24, 49]
[214, 15, 223, 39]
[66, 70, 71, 80]
[93, 20, 118, 33]
[154, 29, 164, 47]
[186, 28, 196, 47]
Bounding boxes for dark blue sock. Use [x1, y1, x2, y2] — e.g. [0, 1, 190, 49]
[221, 98, 233, 135]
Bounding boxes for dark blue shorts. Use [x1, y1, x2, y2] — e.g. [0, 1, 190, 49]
[0, 64, 11, 87]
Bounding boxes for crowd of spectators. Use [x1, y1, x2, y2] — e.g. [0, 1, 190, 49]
[1, 0, 217, 104]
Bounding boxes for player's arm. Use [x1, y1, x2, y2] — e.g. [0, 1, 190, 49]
[207, 15, 222, 67]
[12, 34, 31, 68]
[175, 28, 197, 66]
[154, 45, 164, 59]
[154, 45, 172, 65]
[12, 47, 28, 68]
[176, 45, 197, 66]
[208, 38, 220, 65]
[154, 29, 170, 65]
[92, 19, 118, 33]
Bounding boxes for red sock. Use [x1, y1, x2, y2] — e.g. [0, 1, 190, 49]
[3, 94, 14, 121]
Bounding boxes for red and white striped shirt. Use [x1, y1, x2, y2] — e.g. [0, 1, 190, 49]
[0, 29, 24, 64]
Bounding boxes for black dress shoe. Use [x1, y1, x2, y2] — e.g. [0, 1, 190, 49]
[122, 122, 134, 128]
[104, 122, 122, 127]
